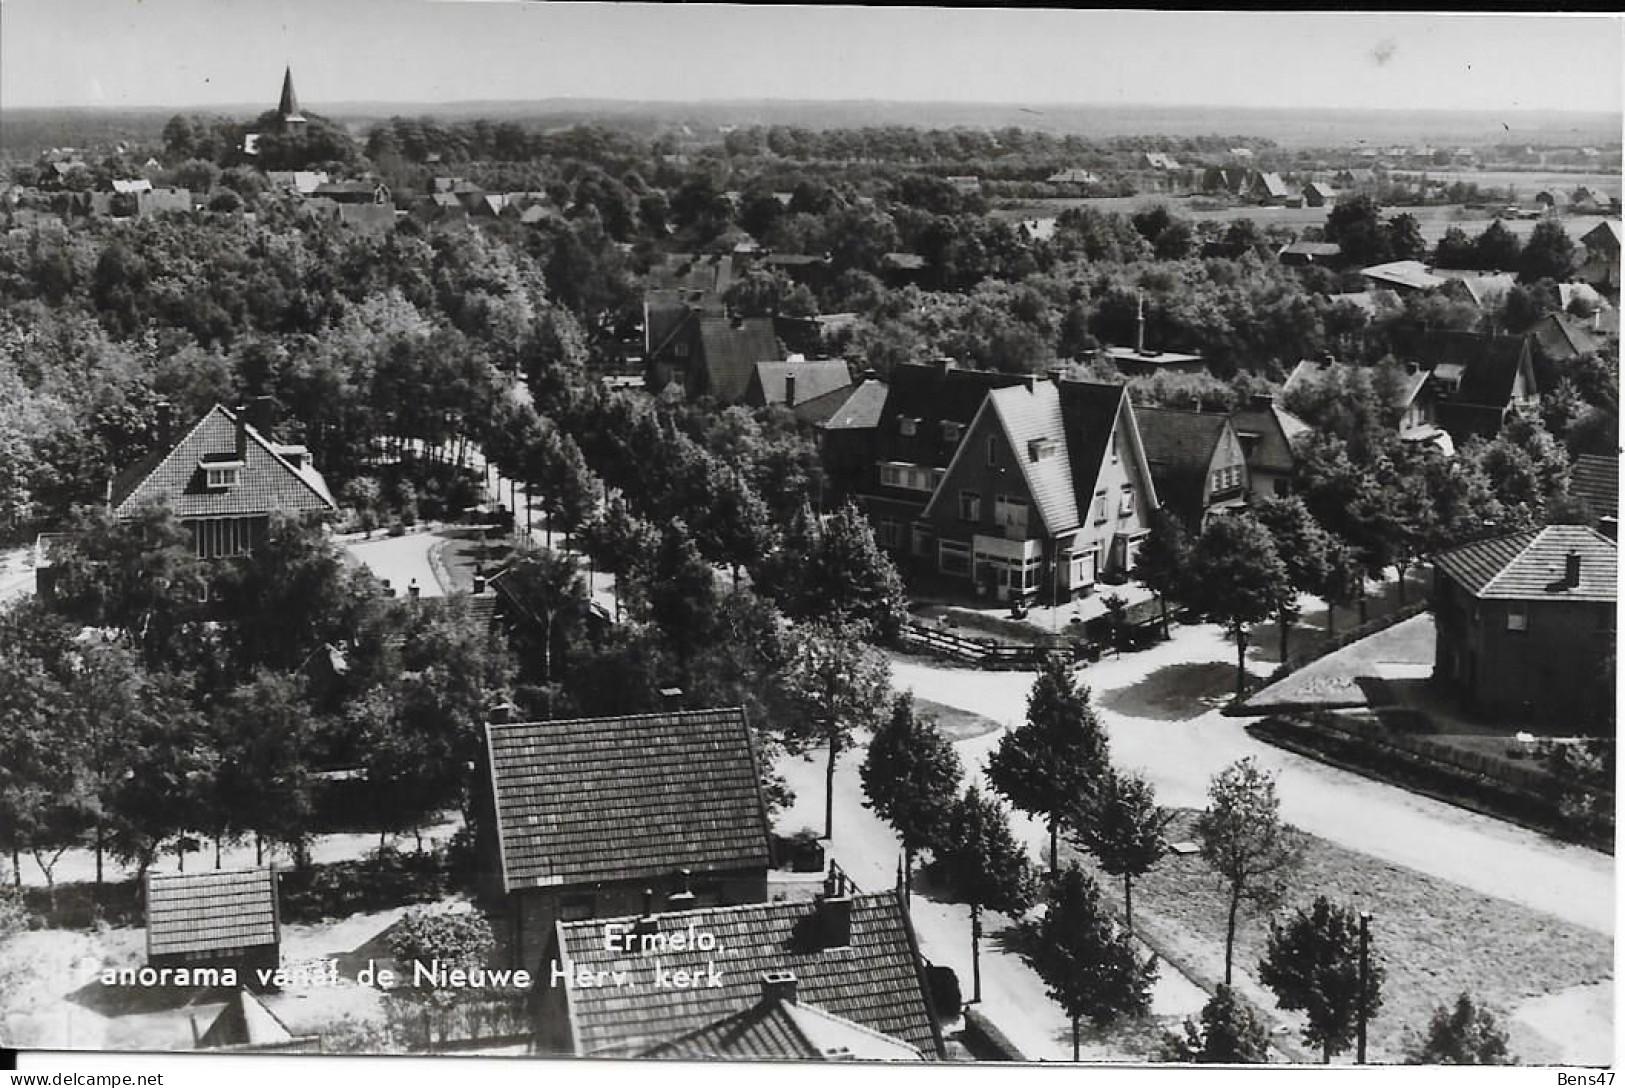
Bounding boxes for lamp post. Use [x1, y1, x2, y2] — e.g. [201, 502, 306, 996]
[1356, 910, 1373, 1065]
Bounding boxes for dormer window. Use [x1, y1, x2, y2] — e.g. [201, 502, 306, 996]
[942, 421, 963, 443]
[899, 417, 918, 437]
[201, 457, 244, 490]
[1028, 438, 1058, 463]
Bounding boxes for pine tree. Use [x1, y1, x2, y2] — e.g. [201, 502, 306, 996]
[1406, 993, 1513, 1065]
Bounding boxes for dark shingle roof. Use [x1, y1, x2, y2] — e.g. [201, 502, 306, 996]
[639, 995, 924, 1061]
[112, 405, 336, 520]
[1135, 407, 1229, 474]
[875, 364, 1029, 471]
[147, 867, 279, 959]
[1570, 454, 1619, 521]
[697, 316, 784, 403]
[1531, 312, 1603, 362]
[1057, 381, 1130, 522]
[647, 253, 736, 296]
[747, 360, 853, 408]
[1404, 331, 1533, 408]
[552, 892, 942, 1058]
[817, 379, 889, 432]
[1434, 525, 1617, 602]
[486, 708, 770, 892]
[1230, 399, 1308, 475]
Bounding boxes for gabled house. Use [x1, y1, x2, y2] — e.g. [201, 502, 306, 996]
[1578, 220, 1621, 293]
[535, 888, 944, 1059]
[742, 359, 856, 423]
[1432, 525, 1617, 724]
[1251, 172, 1291, 205]
[648, 313, 786, 404]
[146, 867, 281, 981]
[1530, 310, 1606, 364]
[107, 402, 336, 560]
[815, 376, 890, 504]
[1278, 241, 1344, 267]
[481, 707, 772, 977]
[1229, 394, 1311, 498]
[1302, 181, 1341, 208]
[1403, 330, 1540, 444]
[1361, 260, 1446, 294]
[905, 372, 1160, 603]
[637, 972, 924, 1061]
[1133, 408, 1249, 531]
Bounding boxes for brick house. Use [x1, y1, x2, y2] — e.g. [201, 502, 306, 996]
[105, 402, 337, 560]
[860, 363, 1160, 603]
[646, 310, 785, 403]
[1431, 525, 1617, 725]
[1133, 407, 1249, 531]
[146, 867, 281, 983]
[480, 707, 772, 978]
[534, 888, 944, 1059]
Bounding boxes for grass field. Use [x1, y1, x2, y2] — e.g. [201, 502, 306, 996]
[914, 696, 1005, 741]
[1061, 811, 1612, 1065]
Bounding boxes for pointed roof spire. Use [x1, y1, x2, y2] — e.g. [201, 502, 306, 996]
[277, 66, 305, 124]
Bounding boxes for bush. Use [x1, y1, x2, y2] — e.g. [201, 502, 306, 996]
[279, 847, 452, 923]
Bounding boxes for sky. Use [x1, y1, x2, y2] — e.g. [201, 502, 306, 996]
[2, 2, 1621, 116]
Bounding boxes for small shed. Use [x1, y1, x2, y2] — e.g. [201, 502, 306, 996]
[146, 866, 281, 981]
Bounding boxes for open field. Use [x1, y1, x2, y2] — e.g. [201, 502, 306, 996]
[1061, 810, 1613, 1065]
[913, 697, 1004, 741]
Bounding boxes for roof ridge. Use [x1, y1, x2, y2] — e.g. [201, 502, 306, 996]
[561, 888, 891, 932]
[489, 705, 746, 732]
[232, 405, 338, 511]
[112, 405, 223, 513]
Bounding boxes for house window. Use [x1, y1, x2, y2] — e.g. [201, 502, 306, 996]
[899, 417, 918, 437]
[986, 435, 998, 467]
[879, 462, 935, 493]
[939, 541, 972, 577]
[195, 517, 253, 559]
[995, 495, 1027, 535]
[1506, 602, 1528, 632]
[204, 465, 242, 490]
[942, 421, 963, 443]
[958, 491, 981, 522]
[1119, 487, 1135, 516]
[1092, 491, 1108, 524]
[1028, 438, 1057, 462]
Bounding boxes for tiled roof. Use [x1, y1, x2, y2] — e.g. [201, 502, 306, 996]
[147, 867, 279, 958]
[875, 363, 1028, 471]
[696, 316, 784, 403]
[790, 382, 860, 427]
[553, 892, 942, 1058]
[983, 381, 1079, 535]
[112, 405, 336, 520]
[1434, 525, 1617, 602]
[1280, 241, 1343, 257]
[1135, 407, 1229, 474]
[1058, 381, 1132, 520]
[485, 708, 771, 892]
[748, 360, 853, 408]
[1256, 172, 1290, 198]
[1570, 454, 1619, 520]
[1581, 220, 1620, 251]
[1531, 312, 1603, 361]
[817, 379, 889, 431]
[1404, 330, 1532, 409]
[1230, 399, 1305, 475]
[1362, 260, 1445, 291]
[639, 995, 924, 1061]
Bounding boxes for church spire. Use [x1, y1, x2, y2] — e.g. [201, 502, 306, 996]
[277, 66, 306, 125]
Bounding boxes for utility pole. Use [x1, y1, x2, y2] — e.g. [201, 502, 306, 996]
[970, 903, 983, 1004]
[1356, 910, 1373, 1065]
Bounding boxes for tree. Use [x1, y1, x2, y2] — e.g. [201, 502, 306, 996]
[986, 654, 1111, 876]
[577, 492, 657, 621]
[937, 786, 1039, 1004]
[1406, 993, 1514, 1065]
[1018, 863, 1157, 1060]
[1318, 539, 1366, 638]
[859, 693, 963, 900]
[1519, 220, 1575, 284]
[1323, 195, 1388, 267]
[1066, 769, 1171, 935]
[1187, 514, 1291, 699]
[214, 670, 317, 867]
[1258, 896, 1384, 1063]
[387, 906, 496, 1051]
[1250, 496, 1332, 662]
[1160, 985, 1274, 1064]
[778, 620, 892, 840]
[1383, 213, 1425, 262]
[496, 545, 588, 689]
[1132, 508, 1191, 639]
[1472, 220, 1523, 272]
[1196, 757, 1303, 986]
[1433, 226, 1476, 269]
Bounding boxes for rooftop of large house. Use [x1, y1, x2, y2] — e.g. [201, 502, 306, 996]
[1361, 260, 1446, 292]
[146, 867, 280, 960]
[1230, 396, 1312, 475]
[111, 404, 336, 521]
[638, 981, 924, 1061]
[1569, 454, 1620, 522]
[1399, 330, 1533, 409]
[550, 890, 942, 1058]
[1531, 310, 1606, 361]
[746, 359, 853, 410]
[695, 315, 785, 403]
[816, 377, 889, 432]
[485, 707, 771, 893]
[1433, 524, 1617, 604]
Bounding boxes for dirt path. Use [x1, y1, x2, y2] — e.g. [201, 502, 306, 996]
[891, 620, 1614, 937]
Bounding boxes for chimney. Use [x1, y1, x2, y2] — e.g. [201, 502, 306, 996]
[659, 686, 684, 711]
[632, 890, 659, 939]
[1249, 393, 1273, 410]
[761, 970, 798, 1005]
[1406, 361, 1417, 374]
[930, 356, 956, 372]
[232, 403, 248, 461]
[155, 399, 174, 446]
[784, 371, 797, 407]
[1135, 291, 1146, 355]
[667, 868, 696, 910]
[1023, 374, 1037, 393]
[487, 700, 518, 725]
[860, 368, 879, 381]
[1047, 365, 1068, 386]
[1565, 550, 1582, 588]
[247, 395, 278, 439]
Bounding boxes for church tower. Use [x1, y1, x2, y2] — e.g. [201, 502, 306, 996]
[276, 67, 307, 129]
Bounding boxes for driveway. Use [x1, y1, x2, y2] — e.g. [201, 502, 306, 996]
[890, 619, 1614, 937]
